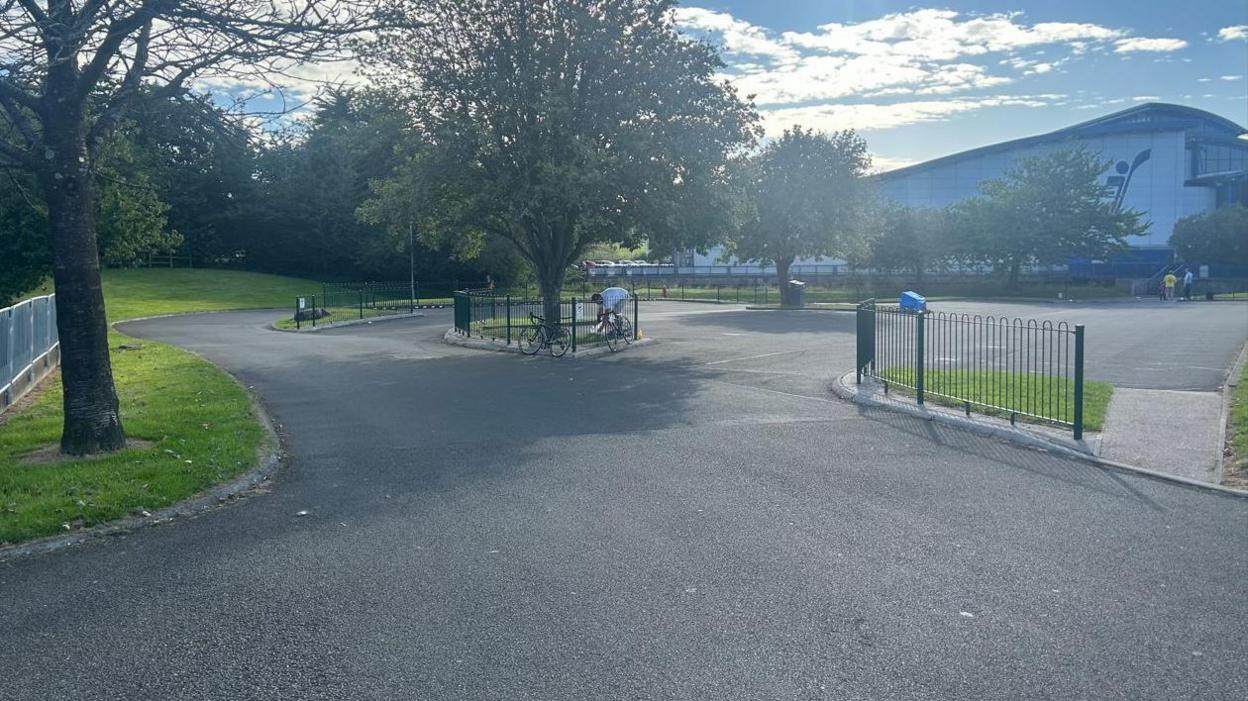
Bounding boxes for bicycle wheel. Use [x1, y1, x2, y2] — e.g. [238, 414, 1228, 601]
[618, 317, 633, 345]
[605, 324, 622, 352]
[549, 325, 572, 357]
[520, 324, 543, 355]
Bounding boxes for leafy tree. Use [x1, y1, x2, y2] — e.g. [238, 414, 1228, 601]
[125, 88, 258, 265]
[952, 147, 1148, 286]
[729, 127, 872, 307]
[865, 204, 951, 283]
[252, 90, 412, 277]
[0, 170, 47, 304]
[364, 0, 758, 323]
[0, 1, 384, 453]
[1169, 205, 1248, 266]
[0, 139, 176, 301]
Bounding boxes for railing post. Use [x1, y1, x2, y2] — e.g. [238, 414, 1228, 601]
[358, 290, 363, 319]
[311, 294, 317, 328]
[1073, 324, 1085, 440]
[571, 297, 578, 353]
[506, 295, 512, 346]
[295, 297, 301, 331]
[915, 310, 926, 405]
[633, 294, 639, 340]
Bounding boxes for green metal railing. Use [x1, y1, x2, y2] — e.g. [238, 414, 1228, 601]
[453, 290, 640, 353]
[856, 299, 1086, 439]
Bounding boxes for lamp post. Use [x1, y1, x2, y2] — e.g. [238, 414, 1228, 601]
[409, 222, 416, 310]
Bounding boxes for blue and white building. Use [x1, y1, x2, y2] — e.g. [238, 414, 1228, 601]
[670, 103, 1246, 278]
[876, 102, 1247, 250]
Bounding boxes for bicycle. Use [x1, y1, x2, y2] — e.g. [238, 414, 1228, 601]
[601, 311, 633, 352]
[520, 312, 572, 357]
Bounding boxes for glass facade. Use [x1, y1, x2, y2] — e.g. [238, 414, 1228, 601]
[1189, 140, 1248, 178]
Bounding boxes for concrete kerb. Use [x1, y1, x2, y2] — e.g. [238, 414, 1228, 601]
[832, 370, 1248, 499]
[442, 327, 654, 358]
[269, 311, 425, 333]
[0, 373, 285, 564]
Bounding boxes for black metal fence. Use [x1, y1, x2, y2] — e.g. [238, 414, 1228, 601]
[855, 299, 1086, 438]
[289, 280, 491, 329]
[453, 290, 640, 354]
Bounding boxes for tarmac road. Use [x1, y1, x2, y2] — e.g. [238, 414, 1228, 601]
[1, 303, 1245, 700]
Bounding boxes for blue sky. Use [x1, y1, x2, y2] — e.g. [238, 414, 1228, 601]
[674, 1, 1248, 170]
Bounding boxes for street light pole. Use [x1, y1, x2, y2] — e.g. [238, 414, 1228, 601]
[409, 222, 416, 309]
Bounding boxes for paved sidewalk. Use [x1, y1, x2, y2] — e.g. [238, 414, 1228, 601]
[1099, 388, 1224, 483]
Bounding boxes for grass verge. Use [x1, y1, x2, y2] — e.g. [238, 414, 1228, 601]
[1, 268, 311, 545]
[1224, 359, 1248, 487]
[878, 368, 1112, 432]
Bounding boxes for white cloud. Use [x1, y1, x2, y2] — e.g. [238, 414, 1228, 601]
[1113, 37, 1188, 53]
[759, 97, 1058, 135]
[1131, 95, 1161, 101]
[1220, 74, 1245, 81]
[672, 7, 1192, 136]
[1217, 26, 1248, 42]
[673, 7, 798, 64]
[781, 10, 1124, 60]
[869, 154, 919, 173]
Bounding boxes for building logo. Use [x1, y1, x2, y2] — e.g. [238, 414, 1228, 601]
[1106, 149, 1151, 210]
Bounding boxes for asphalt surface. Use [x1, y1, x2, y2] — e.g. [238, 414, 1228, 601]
[2, 302, 1246, 699]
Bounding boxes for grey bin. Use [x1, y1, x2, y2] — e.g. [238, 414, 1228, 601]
[787, 280, 806, 309]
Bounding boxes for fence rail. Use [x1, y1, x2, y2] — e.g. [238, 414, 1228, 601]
[855, 299, 1086, 438]
[2, 294, 60, 411]
[453, 290, 639, 354]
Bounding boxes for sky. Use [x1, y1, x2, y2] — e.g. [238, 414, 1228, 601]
[672, 0, 1248, 171]
[217, 1, 1248, 172]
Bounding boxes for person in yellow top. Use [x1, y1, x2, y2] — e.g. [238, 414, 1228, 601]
[1163, 272, 1178, 300]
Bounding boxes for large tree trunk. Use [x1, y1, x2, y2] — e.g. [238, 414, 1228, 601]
[1007, 259, 1022, 289]
[776, 256, 795, 307]
[537, 262, 564, 332]
[42, 127, 126, 455]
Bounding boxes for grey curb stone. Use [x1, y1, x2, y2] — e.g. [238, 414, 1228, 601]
[832, 370, 1248, 499]
[269, 311, 425, 333]
[442, 328, 654, 358]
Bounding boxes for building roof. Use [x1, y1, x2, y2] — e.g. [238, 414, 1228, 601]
[877, 103, 1248, 180]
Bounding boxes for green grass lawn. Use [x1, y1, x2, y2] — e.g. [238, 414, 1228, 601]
[100, 268, 316, 322]
[273, 304, 407, 330]
[878, 368, 1112, 432]
[579, 281, 1130, 304]
[1226, 359, 1248, 487]
[1, 268, 311, 545]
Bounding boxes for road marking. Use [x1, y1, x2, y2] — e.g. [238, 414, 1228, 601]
[705, 349, 804, 366]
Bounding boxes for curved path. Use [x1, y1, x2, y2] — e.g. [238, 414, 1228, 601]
[1, 306, 1245, 699]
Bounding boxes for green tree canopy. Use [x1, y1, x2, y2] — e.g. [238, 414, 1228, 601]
[864, 204, 951, 282]
[364, 0, 759, 321]
[951, 146, 1148, 285]
[729, 126, 872, 306]
[1169, 205, 1248, 266]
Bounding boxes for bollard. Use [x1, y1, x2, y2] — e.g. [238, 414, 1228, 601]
[633, 294, 639, 340]
[915, 310, 926, 405]
[1073, 324, 1085, 440]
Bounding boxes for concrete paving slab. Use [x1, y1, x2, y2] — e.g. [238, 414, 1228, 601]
[1100, 388, 1224, 482]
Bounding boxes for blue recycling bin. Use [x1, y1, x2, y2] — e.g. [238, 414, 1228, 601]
[899, 291, 926, 312]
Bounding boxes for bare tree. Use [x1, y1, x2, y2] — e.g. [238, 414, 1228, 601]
[0, 1, 392, 454]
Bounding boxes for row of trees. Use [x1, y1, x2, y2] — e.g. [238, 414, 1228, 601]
[0, 0, 1160, 455]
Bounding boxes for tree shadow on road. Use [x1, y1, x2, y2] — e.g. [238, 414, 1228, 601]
[852, 404, 1173, 508]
